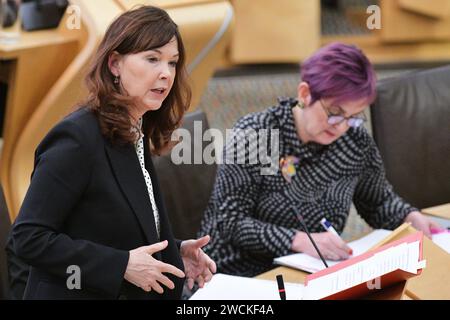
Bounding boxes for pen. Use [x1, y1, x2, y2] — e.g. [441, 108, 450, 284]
[320, 218, 353, 255]
[320, 218, 339, 236]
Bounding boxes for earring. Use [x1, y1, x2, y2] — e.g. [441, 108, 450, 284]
[114, 75, 119, 84]
[297, 100, 305, 109]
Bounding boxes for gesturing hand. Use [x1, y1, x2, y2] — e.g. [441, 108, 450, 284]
[180, 235, 217, 290]
[124, 240, 185, 294]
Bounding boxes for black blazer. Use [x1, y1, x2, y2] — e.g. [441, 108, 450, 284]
[10, 108, 184, 299]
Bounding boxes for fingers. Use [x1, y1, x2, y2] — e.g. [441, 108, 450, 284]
[423, 228, 432, 238]
[202, 268, 214, 283]
[150, 280, 164, 294]
[158, 261, 185, 278]
[332, 235, 353, 255]
[156, 273, 175, 290]
[429, 220, 443, 233]
[208, 258, 217, 274]
[196, 275, 205, 288]
[322, 249, 340, 261]
[145, 240, 168, 255]
[195, 235, 211, 248]
[187, 277, 195, 290]
[319, 233, 351, 260]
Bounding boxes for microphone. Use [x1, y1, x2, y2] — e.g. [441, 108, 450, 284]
[276, 274, 286, 300]
[280, 156, 329, 268]
[291, 203, 329, 268]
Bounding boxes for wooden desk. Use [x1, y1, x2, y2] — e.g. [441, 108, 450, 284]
[422, 203, 450, 229]
[422, 203, 450, 220]
[0, 25, 81, 217]
[257, 218, 450, 300]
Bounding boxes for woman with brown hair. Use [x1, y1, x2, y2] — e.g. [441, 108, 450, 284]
[9, 5, 216, 300]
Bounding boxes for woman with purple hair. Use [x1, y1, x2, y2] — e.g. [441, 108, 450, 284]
[199, 42, 440, 277]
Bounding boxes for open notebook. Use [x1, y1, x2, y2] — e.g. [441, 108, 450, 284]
[274, 229, 393, 273]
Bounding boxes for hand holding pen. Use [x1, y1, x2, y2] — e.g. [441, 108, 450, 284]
[280, 156, 353, 262]
[319, 218, 353, 260]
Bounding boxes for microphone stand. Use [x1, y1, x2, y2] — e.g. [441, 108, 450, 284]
[289, 201, 328, 268]
[281, 157, 328, 268]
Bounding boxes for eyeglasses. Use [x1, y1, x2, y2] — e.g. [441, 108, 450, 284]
[318, 100, 367, 128]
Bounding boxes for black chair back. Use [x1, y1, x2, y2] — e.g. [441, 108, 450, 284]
[152, 111, 217, 239]
[371, 66, 450, 209]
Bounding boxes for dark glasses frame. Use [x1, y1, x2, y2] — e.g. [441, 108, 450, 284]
[318, 99, 367, 128]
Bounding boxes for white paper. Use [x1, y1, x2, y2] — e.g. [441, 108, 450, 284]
[189, 273, 305, 300]
[303, 240, 423, 300]
[274, 229, 392, 273]
[432, 232, 450, 253]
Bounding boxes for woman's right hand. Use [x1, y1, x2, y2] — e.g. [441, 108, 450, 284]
[291, 231, 353, 261]
[124, 240, 185, 294]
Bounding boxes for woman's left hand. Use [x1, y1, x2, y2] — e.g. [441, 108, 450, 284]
[180, 235, 217, 290]
[404, 211, 442, 238]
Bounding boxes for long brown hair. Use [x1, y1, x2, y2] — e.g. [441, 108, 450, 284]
[83, 5, 191, 154]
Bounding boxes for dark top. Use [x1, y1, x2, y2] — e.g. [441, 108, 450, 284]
[9, 108, 184, 299]
[199, 98, 417, 277]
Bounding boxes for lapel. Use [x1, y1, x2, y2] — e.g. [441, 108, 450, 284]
[104, 140, 159, 246]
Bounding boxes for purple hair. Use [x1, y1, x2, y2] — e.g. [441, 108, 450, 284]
[300, 42, 376, 106]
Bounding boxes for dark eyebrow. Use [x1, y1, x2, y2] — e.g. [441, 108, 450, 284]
[149, 49, 179, 58]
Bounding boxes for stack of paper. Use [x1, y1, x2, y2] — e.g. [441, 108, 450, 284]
[303, 232, 425, 300]
[189, 273, 305, 300]
[274, 229, 393, 273]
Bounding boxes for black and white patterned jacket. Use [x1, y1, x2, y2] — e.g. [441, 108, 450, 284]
[199, 98, 417, 277]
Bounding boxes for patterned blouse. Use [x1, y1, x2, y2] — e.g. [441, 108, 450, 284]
[199, 97, 417, 277]
[135, 119, 160, 239]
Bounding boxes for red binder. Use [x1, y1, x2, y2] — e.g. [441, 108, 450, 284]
[304, 231, 424, 300]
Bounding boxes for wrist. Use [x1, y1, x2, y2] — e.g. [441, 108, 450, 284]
[291, 231, 307, 252]
[405, 210, 422, 222]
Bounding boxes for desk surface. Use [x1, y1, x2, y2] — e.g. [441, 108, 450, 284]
[422, 203, 450, 219]
[0, 29, 79, 59]
[256, 206, 450, 300]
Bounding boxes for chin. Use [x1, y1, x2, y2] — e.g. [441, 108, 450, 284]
[315, 134, 339, 145]
[144, 101, 163, 111]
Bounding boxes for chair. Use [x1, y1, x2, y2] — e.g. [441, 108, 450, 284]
[152, 110, 217, 240]
[370, 65, 450, 209]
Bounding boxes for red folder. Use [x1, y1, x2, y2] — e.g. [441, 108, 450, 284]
[304, 231, 424, 300]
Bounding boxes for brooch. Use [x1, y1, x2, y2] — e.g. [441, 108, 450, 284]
[280, 156, 299, 183]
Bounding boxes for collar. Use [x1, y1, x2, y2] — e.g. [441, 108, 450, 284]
[131, 117, 144, 146]
[273, 97, 328, 162]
